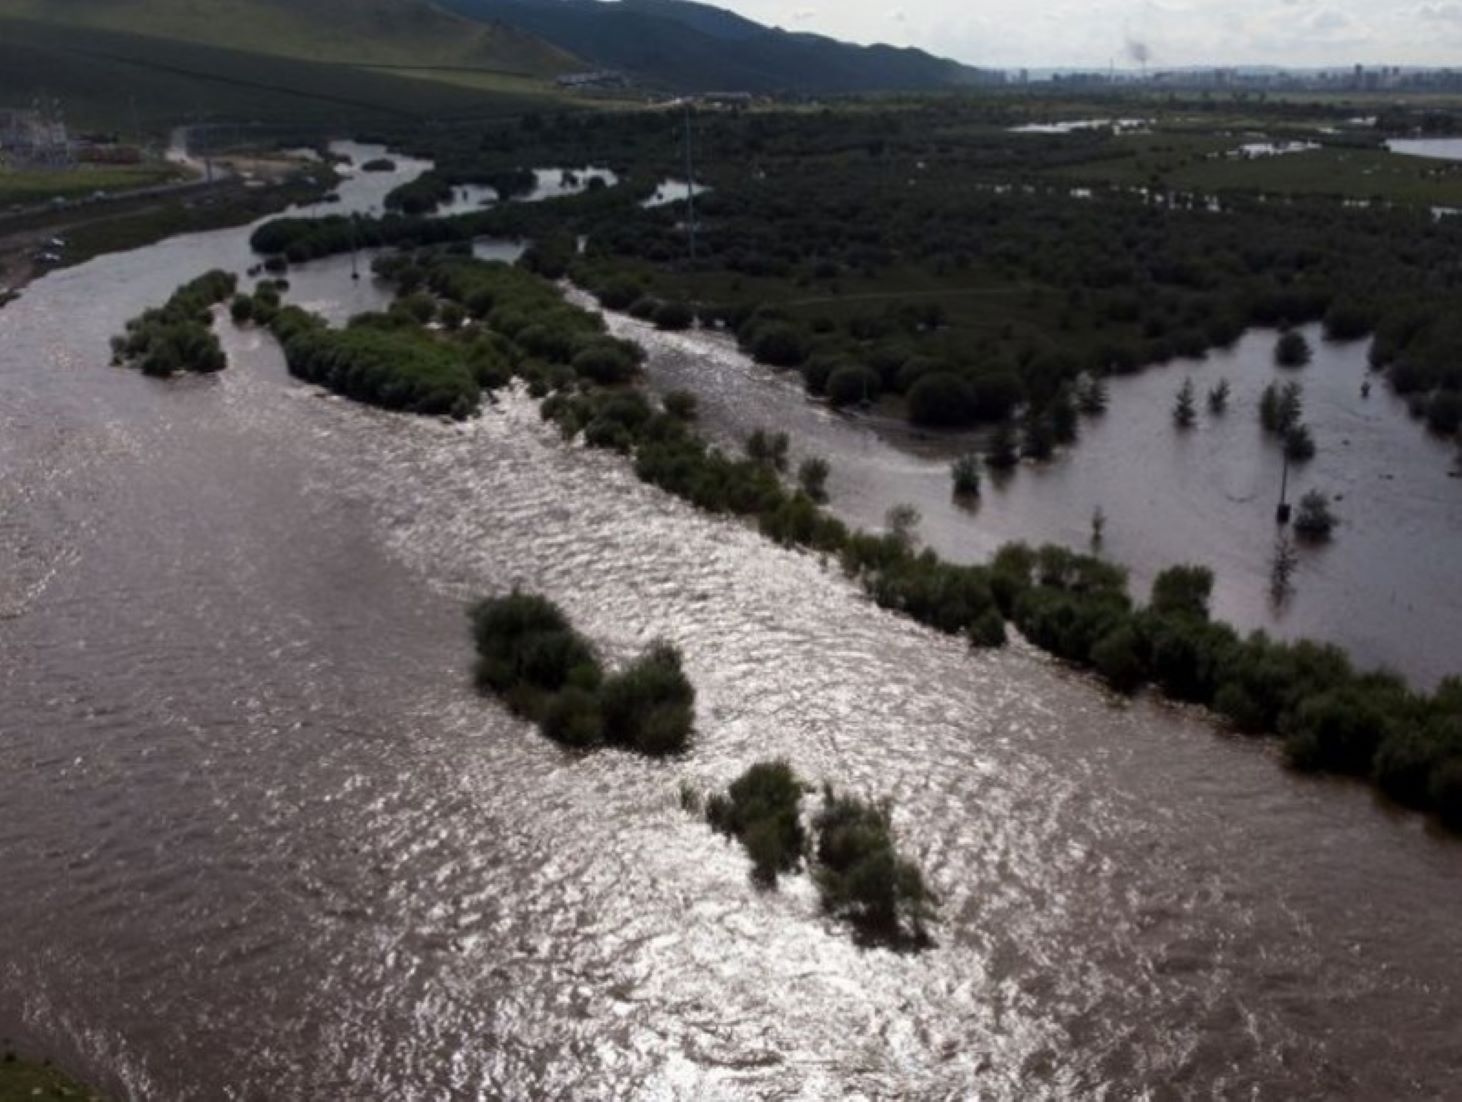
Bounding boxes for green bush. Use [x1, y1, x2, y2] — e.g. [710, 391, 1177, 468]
[469, 594, 694, 757]
[113, 269, 237, 377]
[706, 761, 807, 887]
[825, 365, 881, 407]
[1091, 623, 1145, 694]
[229, 293, 254, 323]
[907, 372, 976, 427]
[653, 300, 695, 331]
[798, 456, 831, 502]
[951, 454, 982, 496]
[812, 788, 937, 946]
[1150, 564, 1214, 621]
[1275, 330, 1313, 367]
[599, 641, 695, 755]
[469, 592, 601, 714]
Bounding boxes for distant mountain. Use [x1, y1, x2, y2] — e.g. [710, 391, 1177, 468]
[0, 0, 580, 82]
[440, 0, 997, 92]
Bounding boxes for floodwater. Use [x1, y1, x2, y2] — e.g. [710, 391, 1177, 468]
[435, 167, 621, 216]
[1387, 137, 1462, 161]
[4, 145, 1462, 1101]
[582, 301, 1462, 690]
[1008, 119, 1152, 135]
[642, 179, 711, 209]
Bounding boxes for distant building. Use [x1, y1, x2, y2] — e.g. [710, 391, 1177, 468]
[700, 92, 754, 107]
[555, 70, 631, 91]
[0, 105, 71, 168]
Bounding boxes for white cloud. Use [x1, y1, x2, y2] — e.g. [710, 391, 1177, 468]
[712, 0, 1462, 67]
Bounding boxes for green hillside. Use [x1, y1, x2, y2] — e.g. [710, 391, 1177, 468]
[0, 0, 580, 87]
[0, 17, 559, 133]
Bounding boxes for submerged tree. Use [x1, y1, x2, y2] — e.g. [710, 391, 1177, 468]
[951, 454, 982, 497]
[705, 760, 807, 888]
[1076, 373, 1109, 415]
[1294, 490, 1337, 541]
[985, 421, 1019, 469]
[1275, 330, 1313, 368]
[798, 456, 831, 502]
[1284, 423, 1317, 462]
[1173, 377, 1197, 428]
[1207, 378, 1231, 414]
[812, 787, 938, 947]
[1270, 532, 1299, 607]
[1260, 381, 1304, 435]
[886, 504, 922, 549]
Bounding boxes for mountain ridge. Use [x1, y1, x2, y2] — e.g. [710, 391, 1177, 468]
[440, 0, 998, 93]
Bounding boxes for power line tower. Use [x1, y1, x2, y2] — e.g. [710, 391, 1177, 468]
[683, 100, 697, 263]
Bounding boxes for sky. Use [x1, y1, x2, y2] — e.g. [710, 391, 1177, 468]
[704, 0, 1462, 70]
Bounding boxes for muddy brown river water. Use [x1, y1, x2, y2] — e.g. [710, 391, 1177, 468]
[3, 145, 1462, 1100]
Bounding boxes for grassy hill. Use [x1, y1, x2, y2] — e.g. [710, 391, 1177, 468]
[441, 0, 998, 93]
[0, 17, 560, 134]
[0, 0, 580, 88]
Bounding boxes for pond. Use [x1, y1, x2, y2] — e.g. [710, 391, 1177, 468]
[641, 177, 711, 208]
[1387, 138, 1462, 161]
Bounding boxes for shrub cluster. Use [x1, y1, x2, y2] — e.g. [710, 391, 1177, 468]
[266, 305, 482, 418]
[994, 548, 1462, 827]
[705, 760, 806, 886]
[110, 269, 236, 377]
[469, 592, 694, 757]
[253, 247, 1462, 833]
[704, 762, 937, 947]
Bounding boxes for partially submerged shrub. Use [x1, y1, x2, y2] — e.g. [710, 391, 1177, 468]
[706, 760, 807, 887]
[599, 641, 696, 756]
[113, 269, 237, 376]
[469, 594, 694, 757]
[812, 787, 937, 947]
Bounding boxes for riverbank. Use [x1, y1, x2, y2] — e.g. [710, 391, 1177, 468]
[0, 1049, 98, 1101]
[0, 153, 334, 310]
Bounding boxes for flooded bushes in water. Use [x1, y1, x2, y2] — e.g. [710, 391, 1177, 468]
[1275, 331, 1313, 367]
[985, 549, 1462, 830]
[111, 269, 236, 376]
[249, 249, 1462, 834]
[384, 171, 455, 216]
[704, 762, 937, 947]
[470, 592, 695, 756]
[705, 760, 807, 887]
[269, 309, 481, 418]
[813, 788, 938, 947]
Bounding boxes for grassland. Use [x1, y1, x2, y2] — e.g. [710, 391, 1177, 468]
[0, 18, 562, 136]
[1048, 130, 1462, 205]
[0, 0, 577, 86]
[0, 163, 186, 208]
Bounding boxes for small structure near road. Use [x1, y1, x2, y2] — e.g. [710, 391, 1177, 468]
[555, 70, 631, 91]
[0, 103, 72, 169]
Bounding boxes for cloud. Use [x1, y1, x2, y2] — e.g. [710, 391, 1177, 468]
[713, 0, 1462, 68]
[1418, 1, 1462, 20]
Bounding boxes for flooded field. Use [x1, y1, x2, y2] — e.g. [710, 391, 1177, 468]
[3, 144, 1462, 1101]
[584, 300, 1462, 690]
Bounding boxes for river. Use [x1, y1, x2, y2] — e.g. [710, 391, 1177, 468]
[3, 144, 1462, 1100]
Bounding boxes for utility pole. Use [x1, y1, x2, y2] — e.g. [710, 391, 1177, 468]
[683, 100, 696, 263]
[1276, 449, 1292, 524]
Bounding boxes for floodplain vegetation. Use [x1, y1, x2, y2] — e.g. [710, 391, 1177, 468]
[469, 591, 695, 757]
[240, 250, 1462, 836]
[109, 268, 236, 376]
[247, 100, 1462, 460]
[704, 761, 938, 949]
